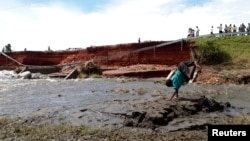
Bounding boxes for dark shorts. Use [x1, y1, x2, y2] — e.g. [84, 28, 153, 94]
[178, 61, 194, 81]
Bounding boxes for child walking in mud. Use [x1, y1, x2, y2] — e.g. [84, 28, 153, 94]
[165, 60, 201, 101]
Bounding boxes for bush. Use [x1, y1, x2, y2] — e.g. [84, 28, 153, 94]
[198, 41, 231, 65]
[190, 36, 250, 65]
[2, 44, 12, 53]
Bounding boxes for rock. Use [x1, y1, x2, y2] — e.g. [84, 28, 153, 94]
[18, 71, 32, 79]
[123, 95, 230, 129]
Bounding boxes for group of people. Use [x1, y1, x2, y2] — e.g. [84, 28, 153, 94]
[217, 23, 250, 35]
[187, 23, 250, 38]
[187, 26, 203, 37]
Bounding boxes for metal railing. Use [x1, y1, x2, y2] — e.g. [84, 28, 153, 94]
[0, 51, 83, 68]
[189, 31, 249, 39]
[93, 39, 184, 63]
[0, 51, 25, 66]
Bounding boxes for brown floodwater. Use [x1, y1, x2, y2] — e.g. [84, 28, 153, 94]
[0, 77, 249, 127]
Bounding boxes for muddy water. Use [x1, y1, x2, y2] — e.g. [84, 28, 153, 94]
[0, 76, 250, 127]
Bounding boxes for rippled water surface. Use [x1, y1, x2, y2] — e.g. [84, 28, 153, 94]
[0, 70, 250, 122]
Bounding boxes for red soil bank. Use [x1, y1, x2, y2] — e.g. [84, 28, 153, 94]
[0, 41, 191, 67]
[0, 41, 192, 77]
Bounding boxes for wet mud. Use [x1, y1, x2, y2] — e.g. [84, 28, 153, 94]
[0, 78, 249, 131]
[123, 95, 230, 129]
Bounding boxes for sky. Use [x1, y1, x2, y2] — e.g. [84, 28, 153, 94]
[0, 0, 249, 51]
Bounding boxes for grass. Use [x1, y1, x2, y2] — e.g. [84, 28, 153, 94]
[0, 118, 108, 140]
[135, 87, 147, 95]
[190, 35, 250, 65]
[120, 77, 139, 83]
[224, 115, 250, 124]
[153, 79, 165, 85]
[0, 117, 153, 140]
[1, 115, 250, 141]
[0, 116, 207, 140]
[116, 88, 130, 94]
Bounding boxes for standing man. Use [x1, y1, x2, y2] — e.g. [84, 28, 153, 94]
[217, 24, 223, 35]
[247, 23, 250, 35]
[241, 23, 246, 36]
[210, 26, 214, 35]
[196, 26, 200, 37]
[233, 24, 237, 36]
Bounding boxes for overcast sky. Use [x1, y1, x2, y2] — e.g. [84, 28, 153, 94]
[0, 0, 249, 51]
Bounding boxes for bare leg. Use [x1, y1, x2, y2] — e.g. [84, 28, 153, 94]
[168, 90, 178, 101]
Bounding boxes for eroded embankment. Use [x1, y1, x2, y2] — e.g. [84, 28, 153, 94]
[0, 41, 191, 77]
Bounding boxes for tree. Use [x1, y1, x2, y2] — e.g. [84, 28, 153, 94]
[2, 44, 12, 53]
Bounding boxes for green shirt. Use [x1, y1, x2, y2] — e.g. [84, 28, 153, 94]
[170, 70, 188, 90]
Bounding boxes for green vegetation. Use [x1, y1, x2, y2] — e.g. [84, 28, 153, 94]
[189, 35, 250, 65]
[120, 77, 139, 83]
[153, 79, 165, 85]
[0, 117, 109, 140]
[135, 87, 147, 95]
[1, 115, 250, 140]
[116, 88, 130, 94]
[224, 115, 250, 124]
[0, 117, 163, 140]
[2, 43, 12, 53]
[0, 117, 201, 141]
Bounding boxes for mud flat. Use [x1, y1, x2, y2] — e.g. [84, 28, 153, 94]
[1, 78, 249, 140]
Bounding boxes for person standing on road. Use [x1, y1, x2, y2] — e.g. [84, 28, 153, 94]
[210, 26, 214, 35]
[196, 26, 200, 37]
[224, 24, 228, 34]
[241, 23, 246, 36]
[217, 24, 223, 34]
[247, 23, 250, 35]
[233, 24, 237, 36]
